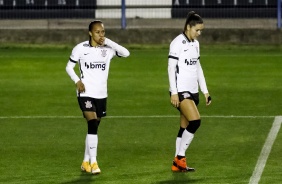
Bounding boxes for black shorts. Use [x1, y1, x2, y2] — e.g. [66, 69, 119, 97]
[170, 91, 199, 106]
[77, 97, 107, 118]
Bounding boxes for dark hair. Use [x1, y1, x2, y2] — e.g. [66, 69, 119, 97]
[184, 11, 203, 31]
[88, 20, 103, 31]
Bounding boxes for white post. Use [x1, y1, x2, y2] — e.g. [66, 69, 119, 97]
[174, 0, 179, 5]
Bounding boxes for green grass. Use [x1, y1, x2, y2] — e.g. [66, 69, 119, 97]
[0, 45, 282, 184]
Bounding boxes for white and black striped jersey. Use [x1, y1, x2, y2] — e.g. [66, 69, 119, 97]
[66, 38, 130, 98]
[168, 32, 208, 95]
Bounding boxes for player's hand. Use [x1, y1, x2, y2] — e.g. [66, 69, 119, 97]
[170, 94, 180, 108]
[76, 80, 85, 93]
[205, 93, 212, 106]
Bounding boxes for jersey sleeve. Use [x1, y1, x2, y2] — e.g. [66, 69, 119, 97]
[66, 44, 81, 84]
[104, 38, 130, 57]
[69, 44, 81, 62]
[66, 60, 80, 84]
[168, 38, 180, 94]
[197, 60, 208, 94]
[196, 41, 208, 94]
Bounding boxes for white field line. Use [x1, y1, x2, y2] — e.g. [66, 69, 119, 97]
[0, 115, 277, 119]
[249, 116, 282, 184]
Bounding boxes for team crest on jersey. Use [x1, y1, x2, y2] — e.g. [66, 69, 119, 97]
[101, 49, 107, 57]
[182, 40, 186, 44]
[85, 100, 92, 108]
[182, 92, 191, 98]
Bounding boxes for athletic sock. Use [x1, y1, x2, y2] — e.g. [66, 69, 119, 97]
[177, 129, 194, 156]
[87, 134, 98, 164]
[175, 137, 181, 157]
[83, 134, 90, 162]
[175, 127, 185, 157]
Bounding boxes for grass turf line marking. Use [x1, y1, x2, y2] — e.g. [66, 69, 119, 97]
[0, 115, 276, 119]
[249, 116, 282, 184]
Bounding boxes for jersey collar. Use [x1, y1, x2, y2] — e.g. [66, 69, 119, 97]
[88, 40, 104, 48]
[182, 32, 194, 42]
[88, 40, 93, 47]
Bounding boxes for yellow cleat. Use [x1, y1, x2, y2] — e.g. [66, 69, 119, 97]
[81, 161, 91, 173]
[91, 162, 101, 175]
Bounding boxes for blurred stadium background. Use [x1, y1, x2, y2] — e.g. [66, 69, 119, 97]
[1, 1, 282, 184]
[0, 0, 281, 28]
[0, 0, 281, 45]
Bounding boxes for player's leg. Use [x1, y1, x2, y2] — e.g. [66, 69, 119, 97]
[172, 114, 189, 171]
[81, 134, 91, 172]
[174, 99, 200, 171]
[174, 114, 188, 157]
[77, 97, 100, 174]
[83, 111, 101, 174]
[85, 98, 106, 174]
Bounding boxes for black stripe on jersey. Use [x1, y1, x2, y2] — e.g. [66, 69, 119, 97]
[69, 58, 77, 63]
[116, 51, 122, 57]
[78, 60, 84, 79]
[168, 55, 179, 60]
[182, 32, 194, 42]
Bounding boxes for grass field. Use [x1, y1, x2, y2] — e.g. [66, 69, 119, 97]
[0, 44, 282, 184]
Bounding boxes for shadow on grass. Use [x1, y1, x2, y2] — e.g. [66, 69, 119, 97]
[154, 172, 204, 184]
[60, 172, 98, 184]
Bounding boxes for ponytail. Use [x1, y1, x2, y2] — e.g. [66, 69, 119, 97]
[184, 11, 203, 31]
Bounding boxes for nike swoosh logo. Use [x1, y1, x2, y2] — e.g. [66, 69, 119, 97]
[184, 50, 188, 52]
[84, 53, 89, 55]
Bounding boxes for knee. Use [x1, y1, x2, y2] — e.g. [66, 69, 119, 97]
[87, 119, 99, 134]
[177, 127, 185, 137]
[186, 119, 201, 134]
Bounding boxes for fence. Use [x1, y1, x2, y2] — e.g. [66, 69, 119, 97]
[0, 0, 281, 29]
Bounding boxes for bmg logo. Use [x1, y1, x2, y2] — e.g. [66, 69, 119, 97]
[185, 58, 197, 65]
[85, 62, 106, 71]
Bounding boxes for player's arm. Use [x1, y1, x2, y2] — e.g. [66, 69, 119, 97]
[66, 59, 85, 93]
[104, 38, 130, 57]
[168, 57, 179, 107]
[197, 59, 211, 105]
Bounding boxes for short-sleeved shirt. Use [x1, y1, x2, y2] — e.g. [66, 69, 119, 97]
[168, 33, 201, 94]
[69, 41, 117, 98]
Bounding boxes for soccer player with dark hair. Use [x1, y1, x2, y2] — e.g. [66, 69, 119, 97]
[168, 11, 212, 172]
[66, 20, 130, 174]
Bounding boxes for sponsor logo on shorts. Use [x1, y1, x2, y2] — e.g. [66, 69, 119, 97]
[85, 100, 92, 109]
[182, 93, 190, 98]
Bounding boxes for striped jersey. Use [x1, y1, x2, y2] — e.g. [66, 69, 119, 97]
[66, 39, 129, 98]
[168, 32, 208, 94]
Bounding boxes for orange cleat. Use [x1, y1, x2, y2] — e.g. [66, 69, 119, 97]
[171, 161, 181, 172]
[174, 156, 187, 170]
[172, 157, 195, 172]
